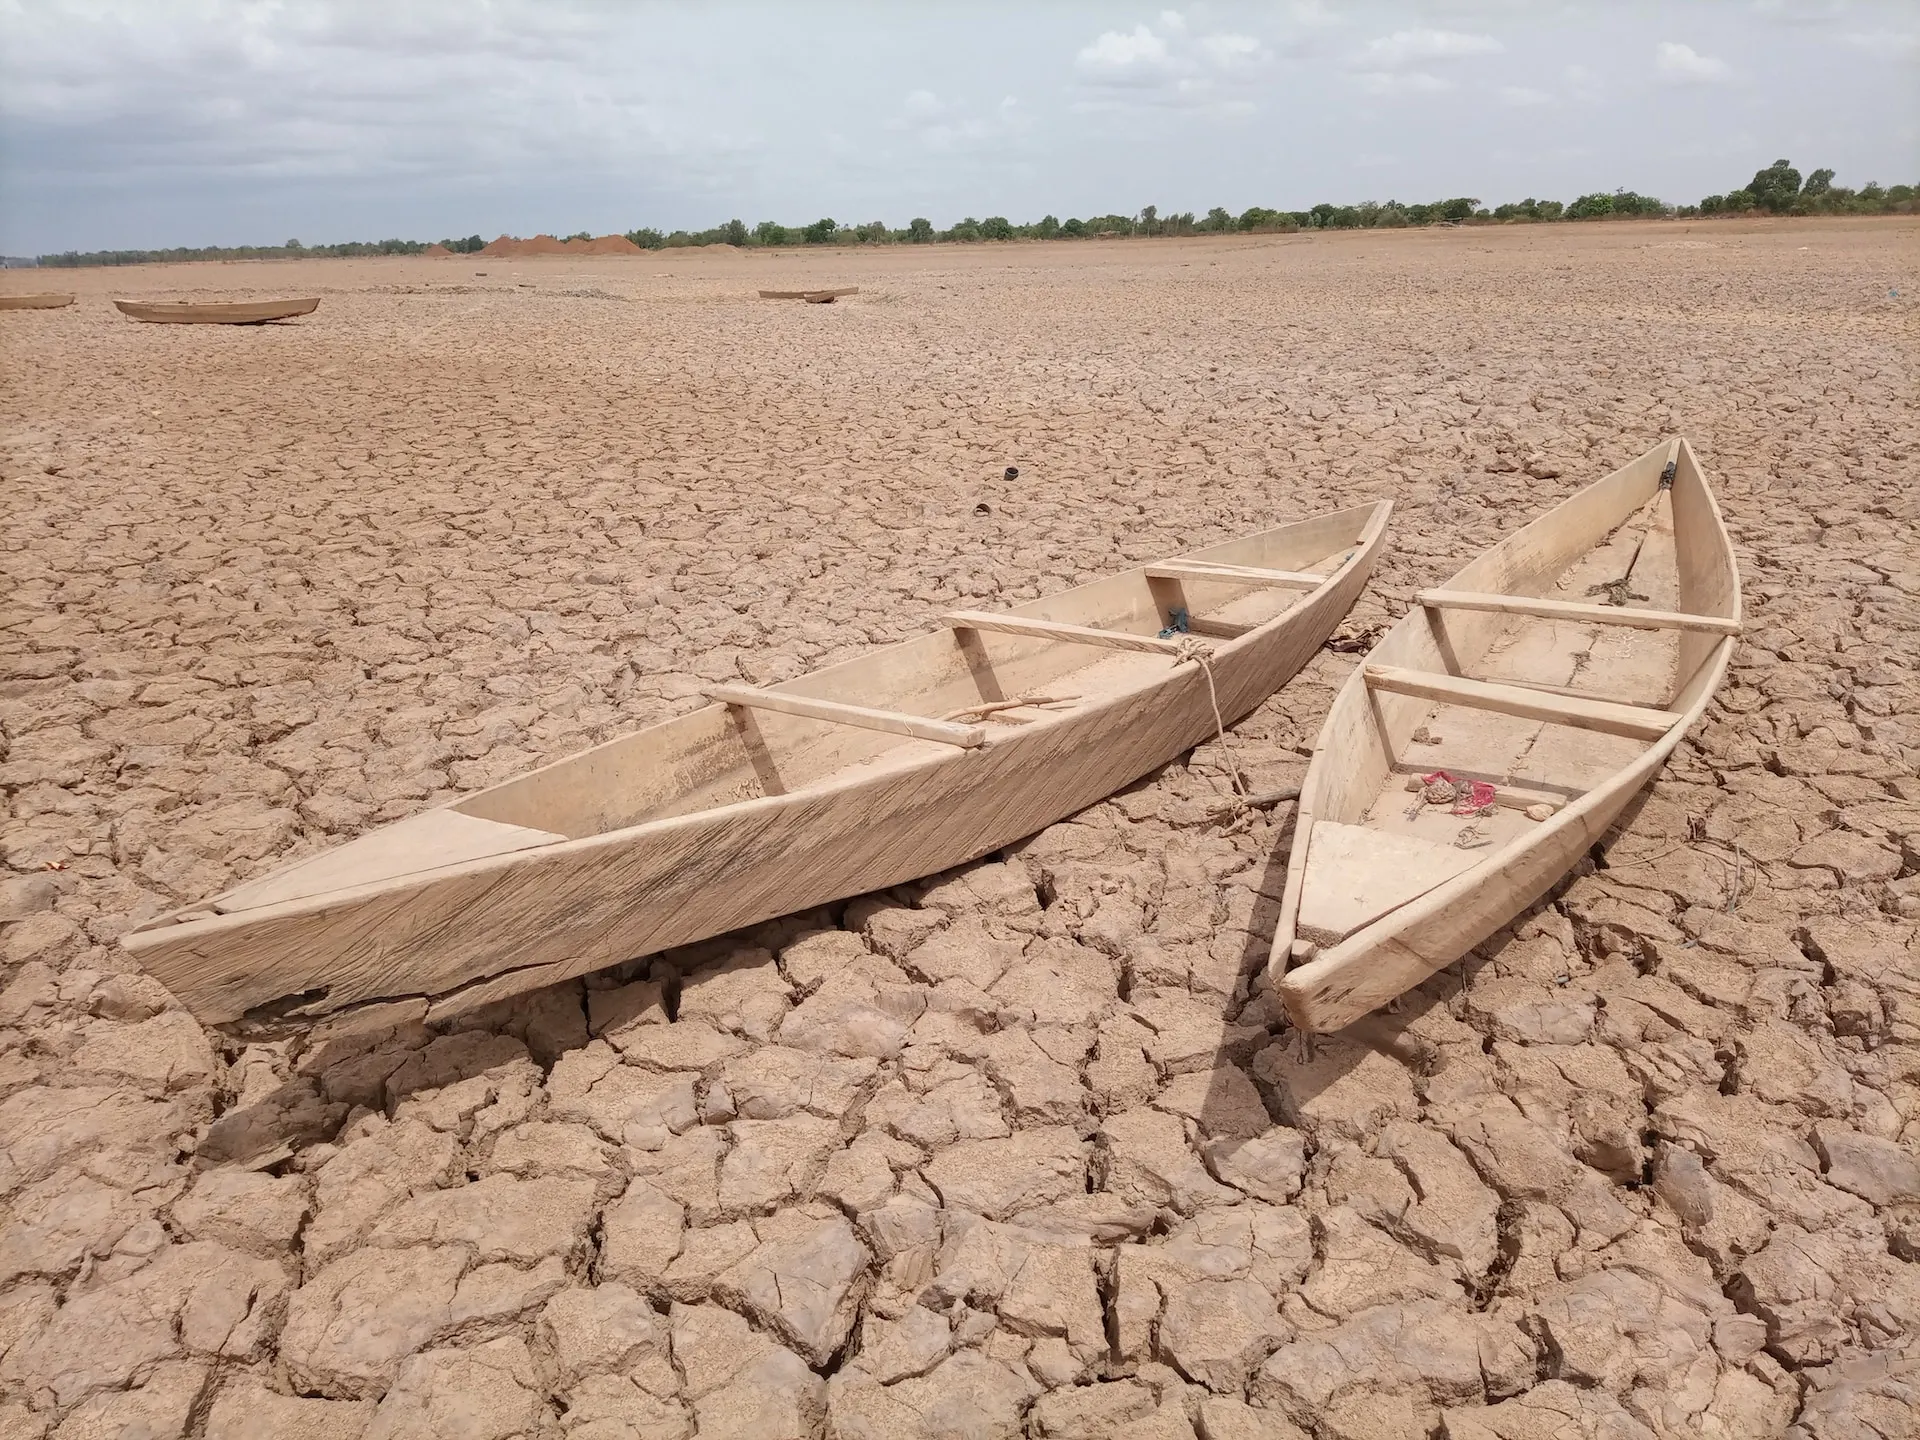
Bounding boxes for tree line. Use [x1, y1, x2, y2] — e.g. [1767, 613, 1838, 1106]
[30, 161, 1915, 266]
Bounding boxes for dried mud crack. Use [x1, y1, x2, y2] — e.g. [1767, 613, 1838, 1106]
[2, 220, 1917, 1437]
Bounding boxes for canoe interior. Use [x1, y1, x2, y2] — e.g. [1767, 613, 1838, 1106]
[200, 505, 1380, 919]
[1293, 439, 1737, 951]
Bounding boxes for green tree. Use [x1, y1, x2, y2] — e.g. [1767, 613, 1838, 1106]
[753, 220, 790, 246]
[801, 217, 837, 244]
[625, 228, 665, 249]
[1747, 159, 1802, 212]
[906, 217, 934, 243]
[1567, 192, 1615, 218]
[1137, 204, 1160, 235]
[720, 219, 749, 246]
[1031, 215, 1060, 239]
[1440, 197, 1479, 222]
[1801, 167, 1834, 198]
[1062, 217, 1086, 236]
[980, 215, 1012, 240]
[948, 217, 982, 242]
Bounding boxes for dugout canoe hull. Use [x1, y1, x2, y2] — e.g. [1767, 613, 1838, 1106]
[1273, 439, 1739, 1032]
[126, 500, 1391, 1030]
[114, 298, 320, 324]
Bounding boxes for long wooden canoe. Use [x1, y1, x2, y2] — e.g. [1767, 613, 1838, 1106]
[114, 298, 319, 325]
[0, 294, 75, 310]
[126, 500, 1391, 1030]
[1272, 439, 1738, 1032]
[758, 287, 858, 302]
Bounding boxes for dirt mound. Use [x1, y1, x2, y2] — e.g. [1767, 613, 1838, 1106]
[570, 235, 643, 256]
[513, 234, 571, 256]
[476, 234, 521, 257]
[423, 244, 453, 257]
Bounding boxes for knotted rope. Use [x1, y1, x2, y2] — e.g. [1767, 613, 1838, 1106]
[1172, 635, 1251, 807]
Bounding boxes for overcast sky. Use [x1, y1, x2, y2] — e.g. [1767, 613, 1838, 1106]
[0, 0, 1914, 254]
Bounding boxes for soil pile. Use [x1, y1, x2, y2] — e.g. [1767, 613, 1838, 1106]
[571, 235, 643, 256]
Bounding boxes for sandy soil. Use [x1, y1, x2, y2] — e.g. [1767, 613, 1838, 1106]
[2, 218, 1917, 1438]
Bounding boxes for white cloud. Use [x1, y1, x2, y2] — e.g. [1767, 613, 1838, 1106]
[1076, 25, 1173, 81]
[1655, 41, 1731, 82]
[1072, 11, 1272, 112]
[887, 90, 1026, 154]
[1499, 85, 1551, 106]
[1356, 28, 1503, 70]
[1356, 70, 1455, 96]
[1198, 33, 1268, 69]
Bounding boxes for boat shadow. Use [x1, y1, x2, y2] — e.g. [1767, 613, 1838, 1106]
[1194, 801, 1481, 1174]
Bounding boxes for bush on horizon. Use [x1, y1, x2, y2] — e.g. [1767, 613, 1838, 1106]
[32, 160, 1918, 266]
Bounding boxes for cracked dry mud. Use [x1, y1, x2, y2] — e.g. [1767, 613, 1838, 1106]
[1, 219, 1916, 1439]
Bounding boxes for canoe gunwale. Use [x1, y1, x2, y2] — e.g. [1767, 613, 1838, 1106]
[125, 499, 1392, 1027]
[1271, 438, 1740, 1032]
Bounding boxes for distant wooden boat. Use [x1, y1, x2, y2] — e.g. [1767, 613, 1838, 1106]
[114, 298, 319, 325]
[0, 294, 75, 310]
[1273, 439, 1739, 1032]
[758, 287, 858, 303]
[125, 501, 1391, 1030]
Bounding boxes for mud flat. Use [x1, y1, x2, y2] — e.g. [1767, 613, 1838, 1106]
[2, 218, 1916, 1437]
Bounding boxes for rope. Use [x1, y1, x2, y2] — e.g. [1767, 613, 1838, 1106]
[1172, 635, 1251, 805]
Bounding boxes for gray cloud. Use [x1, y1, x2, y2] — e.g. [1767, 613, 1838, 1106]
[0, 0, 1914, 253]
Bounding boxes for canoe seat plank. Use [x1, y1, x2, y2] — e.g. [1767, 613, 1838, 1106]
[706, 684, 985, 748]
[1146, 561, 1326, 589]
[214, 811, 566, 914]
[1365, 665, 1682, 741]
[1298, 821, 1482, 945]
[1184, 617, 1252, 640]
[1419, 589, 1739, 635]
[943, 610, 1186, 656]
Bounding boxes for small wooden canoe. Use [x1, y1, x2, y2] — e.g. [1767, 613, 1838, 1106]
[114, 298, 319, 325]
[758, 287, 858, 303]
[0, 294, 76, 310]
[126, 501, 1391, 1031]
[1273, 439, 1739, 1032]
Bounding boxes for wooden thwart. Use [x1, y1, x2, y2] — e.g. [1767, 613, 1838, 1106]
[1419, 589, 1740, 635]
[1365, 665, 1681, 740]
[1184, 618, 1252, 640]
[705, 684, 985, 748]
[1146, 561, 1326, 590]
[943, 610, 1186, 656]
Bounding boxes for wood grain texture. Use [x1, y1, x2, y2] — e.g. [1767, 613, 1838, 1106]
[704, 684, 986, 748]
[1362, 665, 1683, 740]
[0, 294, 75, 310]
[1144, 562, 1327, 589]
[126, 501, 1390, 1027]
[1416, 589, 1742, 635]
[941, 610, 1188, 655]
[1271, 438, 1738, 1031]
[113, 298, 320, 325]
